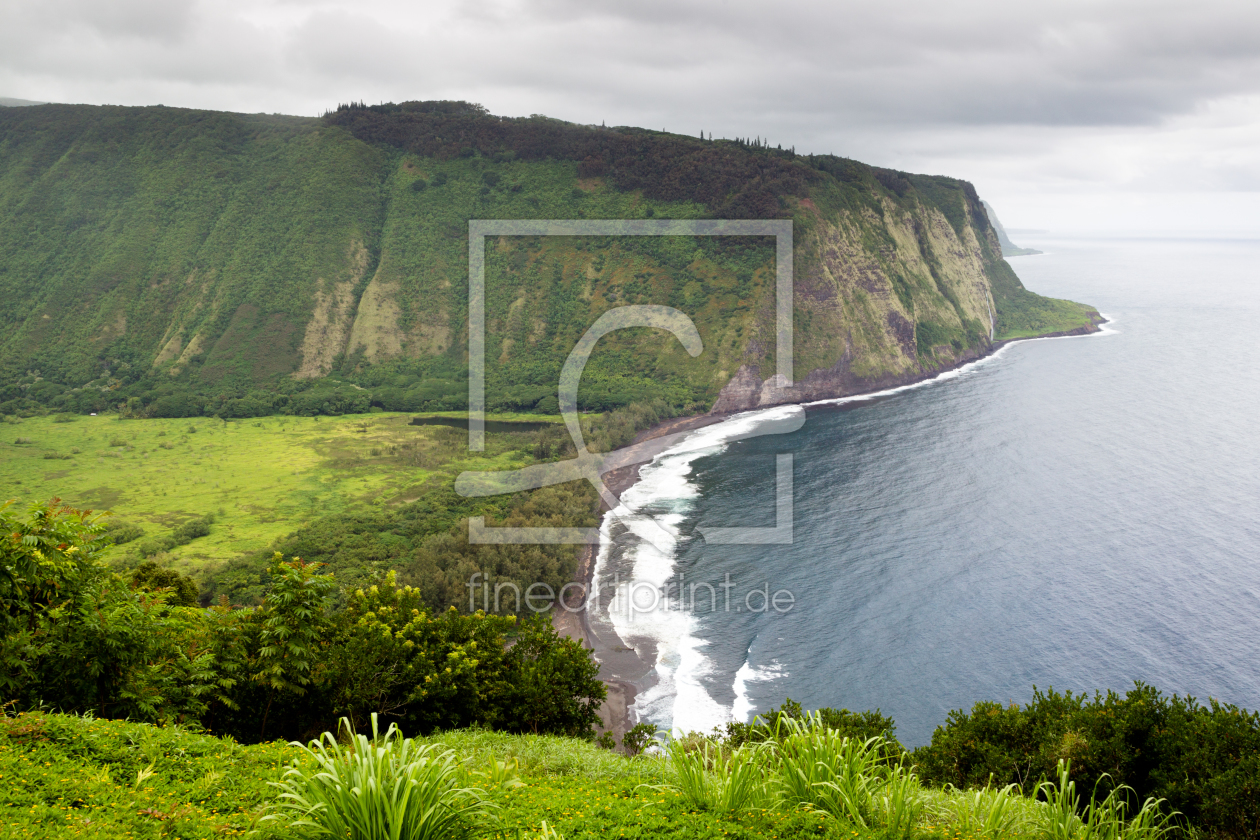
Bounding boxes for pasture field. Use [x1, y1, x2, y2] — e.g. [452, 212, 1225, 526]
[0, 411, 558, 578]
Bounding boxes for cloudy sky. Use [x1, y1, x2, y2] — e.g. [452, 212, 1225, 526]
[3, 0, 1259, 233]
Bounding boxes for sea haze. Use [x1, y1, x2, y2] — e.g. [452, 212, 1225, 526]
[595, 233, 1260, 747]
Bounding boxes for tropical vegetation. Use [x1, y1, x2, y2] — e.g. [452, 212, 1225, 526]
[1, 494, 1256, 838]
[0, 499, 604, 743]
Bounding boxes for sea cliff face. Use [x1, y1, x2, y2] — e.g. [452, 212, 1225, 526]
[715, 202, 992, 412]
[0, 102, 1098, 417]
[712, 186, 1074, 412]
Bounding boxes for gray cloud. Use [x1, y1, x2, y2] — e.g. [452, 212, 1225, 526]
[1, 0, 1258, 229]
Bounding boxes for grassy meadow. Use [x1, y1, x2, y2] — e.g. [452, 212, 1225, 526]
[0, 411, 558, 579]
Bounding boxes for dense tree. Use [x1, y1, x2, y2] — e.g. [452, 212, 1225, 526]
[129, 561, 199, 607]
[323, 100, 810, 220]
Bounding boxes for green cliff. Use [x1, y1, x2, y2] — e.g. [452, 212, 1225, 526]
[0, 102, 1099, 417]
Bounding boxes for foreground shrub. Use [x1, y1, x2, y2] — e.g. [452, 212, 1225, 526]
[1, 504, 606, 744]
[265, 714, 495, 840]
[1, 499, 226, 723]
[913, 684, 1260, 840]
[319, 573, 605, 740]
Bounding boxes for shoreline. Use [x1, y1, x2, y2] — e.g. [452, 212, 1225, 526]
[552, 316, 1108, 741]
[550, 413, 729, 742]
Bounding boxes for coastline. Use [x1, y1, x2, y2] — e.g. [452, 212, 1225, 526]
[550, 412, 730, 741]
[552, 315, 1108, 741]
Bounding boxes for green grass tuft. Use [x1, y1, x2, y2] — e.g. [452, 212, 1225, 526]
[265, 715, 498, 840]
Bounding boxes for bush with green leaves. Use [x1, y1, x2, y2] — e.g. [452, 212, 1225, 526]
[496, 616, 605, 738]
[621, 722, 657, 757]
[101, 519, 145, 546]
[129, 561, 200, 606]
[323, 574, 516, 736]
[912, 683, 1260, 840]
[323, 573, 604, 739]
[0, 499, 227, 723]
[251, 554, 337, 737]
[132, 513, 215, 558]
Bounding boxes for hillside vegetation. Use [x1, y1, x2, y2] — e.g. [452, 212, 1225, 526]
[0, 101, 1098, 420]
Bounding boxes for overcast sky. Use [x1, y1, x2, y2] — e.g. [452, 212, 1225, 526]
[2, 0, 1259, 233]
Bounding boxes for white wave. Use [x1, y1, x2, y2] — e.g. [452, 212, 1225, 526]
[1095, 312, 1120, 335]
[591, 403, 803, 735]
[805, 316, 1113, 410]
[731, 658, 788, 723]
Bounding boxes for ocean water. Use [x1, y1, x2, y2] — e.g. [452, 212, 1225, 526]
[592, 233, 1260, 747]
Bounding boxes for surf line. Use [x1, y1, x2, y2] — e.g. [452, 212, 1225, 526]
[591, 318, 1114, 733]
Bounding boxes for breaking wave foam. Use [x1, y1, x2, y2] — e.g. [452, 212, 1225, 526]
[590, 405, 801, 735]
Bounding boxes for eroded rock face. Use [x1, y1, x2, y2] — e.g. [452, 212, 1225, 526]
[709, 365, 764, 414]
[705, 186, 1079, 414]
[710, 347, 984, 413]
[710, 317, 1106, 415]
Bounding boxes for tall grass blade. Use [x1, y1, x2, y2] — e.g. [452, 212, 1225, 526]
[1036, 760, 1179, 840]
[771, 713, 885, 827]
[875, 766, 923, 840]
[935, 782, 1025, 839]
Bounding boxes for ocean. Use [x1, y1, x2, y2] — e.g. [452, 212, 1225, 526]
[590, 232, 1260, 747]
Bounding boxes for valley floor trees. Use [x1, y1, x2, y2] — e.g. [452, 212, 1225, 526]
[0, 500, 605, 743]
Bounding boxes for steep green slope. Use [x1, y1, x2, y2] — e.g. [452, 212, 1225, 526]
[0, 102, 1100, 418]
[0, 106, 383, 390]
